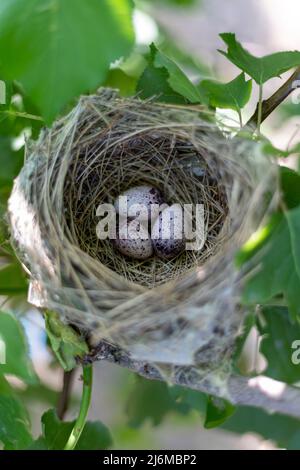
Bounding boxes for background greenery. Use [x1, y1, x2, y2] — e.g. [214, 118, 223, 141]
[1, 0, 300, 450]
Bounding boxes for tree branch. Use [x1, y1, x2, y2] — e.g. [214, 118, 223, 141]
[83, 341, 300, 420]
[247, 66, 300, 126]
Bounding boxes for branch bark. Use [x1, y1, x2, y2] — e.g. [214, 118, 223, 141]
[247, 66, 300, 127]
[83, 341, 300, 420]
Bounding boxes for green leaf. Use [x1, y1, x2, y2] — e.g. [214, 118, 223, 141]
[0, 0, 134, 123]
[153, 45, 202, 103]
[241, 208, 300, 320]
[280, 102, 300, 120]
[104, 69, 137, 97]
[27, 437, 48, 450]
[219, 33, 300, 84]
[263, 142, 300, 159]
[158, 38, 210, 80]
[137, 64, 187, 104]
[137, 43, 202, 104]
[126, 377, 191, 427]
[0, 261, 28, 295]
[44, 310, 88, 371]
[204, 396, 235, 429]
[73, 421, 113, 450]
[257, 306, 300, 384]
[126, 377, 235, 429]
[172, 387, 236, 428]
[0, 375, 33, 449]
[0, 311, 37, 383]
[42, 410, 73, 450]
[169, 385, 208, 416]
[38, 409, 112, 450]
[286, 208, 300, 279]
[0, 137, 24, 190]
[280, 166, 300, 209]
[199, 73, 252, 111]
[223, 405, 300, 450]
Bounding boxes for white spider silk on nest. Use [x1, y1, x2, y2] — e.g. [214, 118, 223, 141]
[8, 90, 278, 390]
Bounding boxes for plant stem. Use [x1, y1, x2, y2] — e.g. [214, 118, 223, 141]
[57, 369, 75, 420]
[247, 66, 300, 127]
[237, 108, 243, 129]
[64, 365, 93, 451]
[256, 83, 263, 135]
[2, 110, 44, 121]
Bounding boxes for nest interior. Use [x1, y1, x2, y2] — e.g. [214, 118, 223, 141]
[63, 103, 229, 287]
[8, 89, 277, 374]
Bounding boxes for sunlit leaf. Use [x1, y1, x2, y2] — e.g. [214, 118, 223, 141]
[0, 261, 28, 296]
[44, 311, 88, 371]
[223, 405, 300, 450]
[219, 33, 300, 84]
[241, 209, 300, 320]
[126, 377, 191, 427]
[33, 409, 112, 450]
[0, 0, 134, 123]
[137, 43, 203, 104]
[199, 73, 252, 111]
[257, 306, 300, 384]
[0, 310, 37, 383]
[0, 375, 33, 449]
[204, 396, 235, 429]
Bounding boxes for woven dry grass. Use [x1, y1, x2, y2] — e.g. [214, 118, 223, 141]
[64, 103, 228, 287]
[8, 88, 278, 386]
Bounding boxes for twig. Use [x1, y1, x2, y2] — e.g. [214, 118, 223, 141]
[247, 66, 300, 126]
[57, 369, 75, 420]
[85, 341, 300, 420]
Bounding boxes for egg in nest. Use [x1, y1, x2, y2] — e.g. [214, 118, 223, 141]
[151, 204, 186, 260]
[114, 185, 164, 222]
[115, 219, 153, 260]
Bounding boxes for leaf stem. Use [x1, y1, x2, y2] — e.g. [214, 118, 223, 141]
[256, 83, 263, 135]
[2, 110, 43, 121]
[64, 365, 93, 451]
[237, 108, 243, 128]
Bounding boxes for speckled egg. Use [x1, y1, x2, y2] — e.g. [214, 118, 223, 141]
[151, 204, 186, 259]
[115, 219, 153, 260]
[114, 185, 164, 221]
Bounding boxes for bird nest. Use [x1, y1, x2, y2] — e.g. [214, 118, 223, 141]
[8, 89, 278, 387]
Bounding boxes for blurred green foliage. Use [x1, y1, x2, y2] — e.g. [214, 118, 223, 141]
[0, 0, 300, 451]
[137, 43, 202, 102]
[0, 376, 33, 450]
[223, 405, 300, 450]
[257, 306, 300, 384]
[199, 73, 252, 111]
[29, 409, 112, 450]
[0, 0, 135, 123]
[126, 376, 235, 430]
